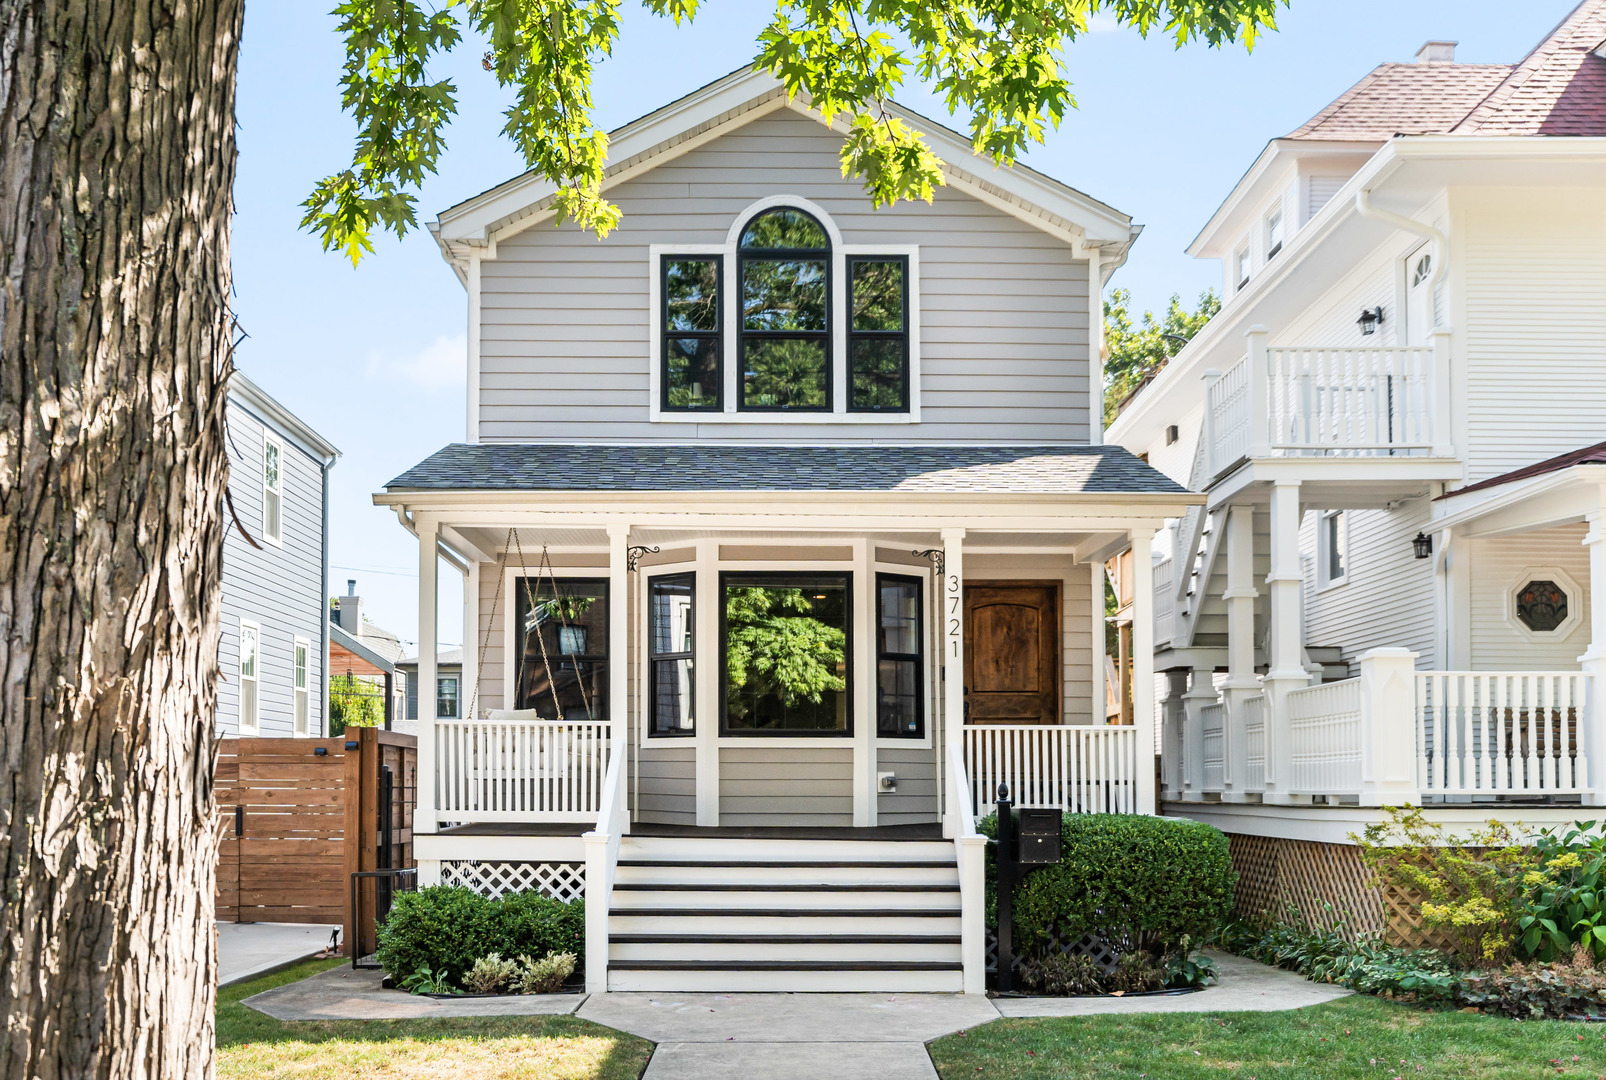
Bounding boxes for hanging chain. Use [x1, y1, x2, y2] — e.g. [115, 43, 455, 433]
[535, 543, 597, 721]
[511, 530, 565, 722]
[465, 527, 513, 722]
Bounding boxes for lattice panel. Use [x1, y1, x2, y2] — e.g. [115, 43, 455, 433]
[1228, 834, 1385, 937]
[441, 861, 585, 903]
[986, 927, 1122, 974]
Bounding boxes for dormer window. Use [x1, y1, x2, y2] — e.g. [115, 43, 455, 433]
[740, 208, 830, 411]
[1266, 208, 1284, 259]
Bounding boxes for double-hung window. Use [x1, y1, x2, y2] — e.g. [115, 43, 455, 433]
[849, 256, 909, 411]
[1318, 510, 1347, 588]
[1265, 208, 1284, 259]
[648, 574, 696, 736]
[436, 676, 460, 719]
[739, 208, 831, 410]
[293, 637, 309, 735]
[876, 574, 923, 737]
[262, 436, 283, 544]
[1234, 243, 1251, 292]
[661, 256, 722, 410]
[239, 620, 260, 734]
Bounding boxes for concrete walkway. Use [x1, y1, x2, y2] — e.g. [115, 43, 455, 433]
[218, 922, 340, 986]
[992, 951, 1352, 1017]
[244, 965, 585, 1019]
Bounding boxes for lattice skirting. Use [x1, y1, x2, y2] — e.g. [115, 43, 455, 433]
[986, 926, 1126, 974]
[440, 861, 585, 904]
[1226, 833, 1454, 950]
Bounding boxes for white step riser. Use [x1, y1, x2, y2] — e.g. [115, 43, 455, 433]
[620, 837, 954, 862]
[609, 940, 961, 963]
[609, 914, 962, 936]
[614, 865, 957, 887]
[612, 889, 959, 911]
[607, 968, 964, 993]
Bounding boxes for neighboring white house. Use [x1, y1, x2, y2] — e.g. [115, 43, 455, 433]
[217, 372, 341, 738]
[1107, 2, 1606, 908]
[377, 67, 1201, 994]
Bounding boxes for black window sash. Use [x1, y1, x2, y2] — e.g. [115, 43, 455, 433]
[661, 254, 722, 412]
[648, 572, 696, 737]
[513, 577, 609, 719]
[875, 572, 924, 739]
[847, 254, 910, 413]
[719, 570, 854, 737]
[737, 246, 832, 412]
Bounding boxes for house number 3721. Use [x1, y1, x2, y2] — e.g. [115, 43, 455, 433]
[947, 575, 961, 656]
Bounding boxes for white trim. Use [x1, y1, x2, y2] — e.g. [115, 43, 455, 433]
[501, 564, 615, 719]
[1503, 565, 1585, 644]
[261, 433, 284, 548]
[870, 557, 937, 751]
[467, 253, 482, 443]
[436, 673, 461, 719]
[238, 619, 261, 735]
[1316, 509, 1348, 592]
[292, 636, 311, 736]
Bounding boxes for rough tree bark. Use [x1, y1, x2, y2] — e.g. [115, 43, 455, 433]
[0, 1, 241, 1076]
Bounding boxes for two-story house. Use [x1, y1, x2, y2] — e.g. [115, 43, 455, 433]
[377, 67, 1200, 994]
[217, 373, 341, 738]
[1109, 3, 1606, 931]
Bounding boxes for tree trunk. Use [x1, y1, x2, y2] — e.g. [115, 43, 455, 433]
[0, 1, 241, 1076]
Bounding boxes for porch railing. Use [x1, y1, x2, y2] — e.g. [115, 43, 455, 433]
[1200, 703, 1225, 792]
[964, 724, 1139, 815]
[1285, 677, 1362, 795]
[434, 719, 612, 822]
[1417, 672, 1591, 796]
[1153, 556, 1175, 646]
[1242, 695, 1267, 791]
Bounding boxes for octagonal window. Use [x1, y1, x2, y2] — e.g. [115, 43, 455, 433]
[1516, 579, 1568, 633]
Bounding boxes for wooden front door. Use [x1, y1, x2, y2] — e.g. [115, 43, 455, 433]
[964, 582, 1060, 725]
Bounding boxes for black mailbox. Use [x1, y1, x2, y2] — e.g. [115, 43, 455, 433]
[1017, 808, 1063, 865]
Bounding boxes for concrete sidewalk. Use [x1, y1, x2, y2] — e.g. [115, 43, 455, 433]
[244, 965, 584, 1019]
[992, 951, 1352, 1017]
[218, 922, 339, 986]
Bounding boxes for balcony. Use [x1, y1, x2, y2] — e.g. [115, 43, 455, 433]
[1205, 329, 1453, 482]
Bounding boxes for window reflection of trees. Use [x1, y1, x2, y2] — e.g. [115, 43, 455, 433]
[724, 578, 849, 733]
[515, 578, 608, 721]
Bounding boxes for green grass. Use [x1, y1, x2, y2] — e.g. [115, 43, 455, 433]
[217, 958, 653, 1079]
[928, 995, 1606, 1079]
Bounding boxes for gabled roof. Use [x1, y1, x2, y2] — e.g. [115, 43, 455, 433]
[1440, 439, 1606, 500]
[386, 443, 1190, 496]
[430, 67, 1139, 275]
[228, 371, 341, 462]
[330, 622, 398, 675]
[1284, 63, 1513, 142]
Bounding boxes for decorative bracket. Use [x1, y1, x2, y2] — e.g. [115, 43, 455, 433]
[912, 548, 945, 577]
[626, 545, 660, 572]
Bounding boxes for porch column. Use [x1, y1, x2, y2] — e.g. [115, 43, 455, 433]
[1582, 504, 1606, 805]
[941, 528, 965, 838]
[1221, 504, 1259, 802]
[607, 524, 630, 831]
[1263, 480, 1308, 804]
[1090, 561, 1107, 723]
[415, 517, 439, 833]
[1182, 666, 1217, 801]
[1130, 526, 1157, 814]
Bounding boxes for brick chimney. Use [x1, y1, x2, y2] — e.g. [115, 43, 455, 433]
[1415, 40, 1456, 63]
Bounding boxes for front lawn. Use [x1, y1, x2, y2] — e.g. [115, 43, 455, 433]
[929, 994, 1606, 1079]
[217, 958, 652, 1079]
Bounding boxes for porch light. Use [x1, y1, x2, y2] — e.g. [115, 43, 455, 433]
[1357, 306, 1384, 335]
[1412, 532, 1433, 559]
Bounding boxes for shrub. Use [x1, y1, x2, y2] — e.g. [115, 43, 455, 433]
[513, 951, 578, 994]
[400, 965, 459, 995]
[376, 886, 584, 986]
[1108, 951, 1165, 994]
[979, 812, 1235, 961]
[462, 953, 519, 994]
[1017, 953, 1105, 996]
[1519, 820, 1606, 961]
[1458, 944, 1606, 1019]
[1227, 913, 1456, 1002]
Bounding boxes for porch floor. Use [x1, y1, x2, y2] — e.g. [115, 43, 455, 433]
[435, 821, 945, 841]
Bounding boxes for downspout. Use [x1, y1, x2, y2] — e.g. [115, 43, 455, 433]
[1355, 188, 1448, 291]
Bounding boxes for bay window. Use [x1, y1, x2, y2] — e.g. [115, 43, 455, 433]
[649, 574, 696, 736]
[876, 574, 923, 737]
[722, 572, 851, 735]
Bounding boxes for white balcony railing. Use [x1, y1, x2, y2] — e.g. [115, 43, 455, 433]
[1200, 703, 1225, 791]
[965, 724, 1139, 815]
[1242, 695, 1267, 791]
[1285, 677, 1363, 795]
[1206, 357, 1252, 476]
[435, 719, 612, 822]
[1153, 556, 1175, 646]
[1417, 672, 1592, 797]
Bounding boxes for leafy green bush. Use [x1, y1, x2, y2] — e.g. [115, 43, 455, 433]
[1226, 913, 1456, 1001]
[1017, 953, 1104, 996]
[513, 952, 578, 994]
[979, 812, 1235, 960]
[462, 953, 519, 994]
[1458, 944, 1606, 1019]
[1519, 820, 1606, 960]
[376, 886, 584, 986]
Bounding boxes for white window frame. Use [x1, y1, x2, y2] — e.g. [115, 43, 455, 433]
[293, 636, 311, 736]
[436, 675, 460, 719]
[1503, 565, 1585, 643]
[1317, 510, 1348, 591]
[262, 434, 284, 547]
[1265, 206, 1284, 260]
[239, 619, 261, 734]
[1234, 242, 1251, 292]
[648, 195, 921, 424]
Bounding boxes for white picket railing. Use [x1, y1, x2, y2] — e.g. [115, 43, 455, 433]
[435, 719, 612, 822]
[1267, 346, 1435, 453]
[1286, 677, 1362, 795]
[965, 725, 1139, 815]
[1153, 556, 1175, 646]
[1242, 695, 1267, 792]
[1206, 357, 1251, 476]
[1416, 672, 1591, 796]
[1200, 702, 1225, 792]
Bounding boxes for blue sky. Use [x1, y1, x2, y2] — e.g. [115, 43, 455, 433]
[231, 0, 1579, 647]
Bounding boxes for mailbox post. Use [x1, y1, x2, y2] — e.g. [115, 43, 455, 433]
[993, 785, 1063, 992]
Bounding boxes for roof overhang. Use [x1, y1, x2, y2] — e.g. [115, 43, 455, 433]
[1188, 138, 1384, 258]
[1431, 463, 1606, 538]
[330, 622, 397, 674]
[228, 372, 341, 463]
[429, 67, 1140, 282]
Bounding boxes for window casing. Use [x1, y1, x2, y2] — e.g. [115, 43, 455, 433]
[514, 577, 609, 720]
[1318, 510, 1347, 588]
[1234, 244, 1251, 292]
[661, 255, 722, 410]
[876, 574, 923, 738]
[239, 620, 260, 733]
[648, 574, 696, 736]
[848, 256, 909, 412]
[436, 676, 460, 719]
[721, 572, 851, 736]
[293, 637, 310, 735]
[263, 436, 283, 545]
[739, 208, 831, 411]
[1265, 208, 1284, 259]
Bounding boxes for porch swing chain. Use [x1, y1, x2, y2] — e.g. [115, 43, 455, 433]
[510, 529, 569, 723]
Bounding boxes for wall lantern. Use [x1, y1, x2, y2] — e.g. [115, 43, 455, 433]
[1412, 532, 1433, 559]
[1357, 306, 1385, 335]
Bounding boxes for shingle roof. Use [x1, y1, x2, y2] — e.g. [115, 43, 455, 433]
[1440, 438, 1606, 500]
[1285, 0, 1606, 143]
[386, 444, 1192, 496]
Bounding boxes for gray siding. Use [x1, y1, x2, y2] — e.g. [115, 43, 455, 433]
[217, 398, 328, 737]
[719, 746, 855, 826]
[638, 741, 697, 825]
[479, 109, 1092, 444]
[876, 744, 939, 825]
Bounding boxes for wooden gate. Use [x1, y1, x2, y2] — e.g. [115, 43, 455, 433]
[216, 728, 415, 954]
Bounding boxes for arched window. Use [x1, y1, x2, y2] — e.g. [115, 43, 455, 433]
[739, 208, 831, 410]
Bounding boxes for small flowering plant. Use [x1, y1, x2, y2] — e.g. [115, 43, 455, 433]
[1519, 820, 1606, 961]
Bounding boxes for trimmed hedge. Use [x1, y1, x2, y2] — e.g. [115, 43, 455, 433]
[979, 812, 1235, 959]
[375, 886, 584, 984]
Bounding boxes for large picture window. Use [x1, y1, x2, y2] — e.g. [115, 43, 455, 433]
[876, 574, 923, 738]
[722, 572, 851, 735]
[649, 574, 696, 736]
[849, 256, 908, 412]
[739, 208, 830, 411]
[661, 255, 721, 410]
[514, 577, 608, 721]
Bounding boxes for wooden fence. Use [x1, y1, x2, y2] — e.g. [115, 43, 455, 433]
[216, 728, 415, 956]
